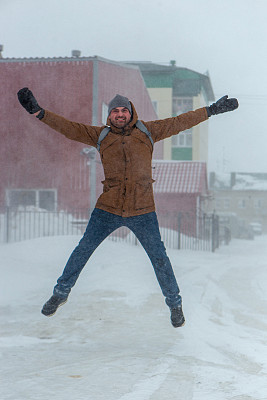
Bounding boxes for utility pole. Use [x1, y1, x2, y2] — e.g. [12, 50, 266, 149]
[81, 148, 96, 216]
[83, 56, 99, 216]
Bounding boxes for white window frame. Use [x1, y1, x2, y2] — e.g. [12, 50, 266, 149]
[172, 97, 193, 148]
[6, 189, 57, 211]
[102, 102, 109, 125]
[152, 100, 158, 114]
[172, 97, 193, 116]
[172, 129, 192, 148]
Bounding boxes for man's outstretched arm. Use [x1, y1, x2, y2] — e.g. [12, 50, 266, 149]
[17, 87, 100, 147]
[145, 94, 238, 143]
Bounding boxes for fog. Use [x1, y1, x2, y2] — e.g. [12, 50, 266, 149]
[1, 2, 267, 399]
[1, 0, 267, 172]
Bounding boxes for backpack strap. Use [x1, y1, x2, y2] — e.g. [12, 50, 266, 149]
[96, 120, 154, 152]
[135, 120, 154, 148]
[96, 126, 111, 152]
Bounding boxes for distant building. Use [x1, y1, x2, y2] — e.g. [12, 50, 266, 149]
[128, 61, 215, 162]
[0, 55, 159, 212]
[209, 172, 267, 232]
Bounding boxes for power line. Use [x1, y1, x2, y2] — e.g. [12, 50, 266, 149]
[215, 93, 267, 100]
[214, 93, 267, 106]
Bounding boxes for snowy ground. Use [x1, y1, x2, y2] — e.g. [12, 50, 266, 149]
[1, 234, 267, 400]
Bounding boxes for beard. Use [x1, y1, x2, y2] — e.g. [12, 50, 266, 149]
[112, 118, 129, 128]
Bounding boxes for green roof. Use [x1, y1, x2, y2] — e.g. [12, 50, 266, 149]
[128, 62, 215, 101]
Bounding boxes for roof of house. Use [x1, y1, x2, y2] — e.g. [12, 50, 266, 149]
[152, 161, 208, 194]
[0, 55, 140, 70]
[127, 61, 215, 102]
[210, 172, 267, 191]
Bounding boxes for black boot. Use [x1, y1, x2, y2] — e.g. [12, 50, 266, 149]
[170, 305, 185, 328]
[41, 295, 68, 317]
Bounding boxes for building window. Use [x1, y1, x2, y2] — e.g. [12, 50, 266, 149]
[6, 189, 57, 211]
[254, 198, 263, 209]
[215, 199, 221, 209]
[172, 97, 193, 149]
[102, 102, 109, 125]
[223, 198, 230, 209]
[152, 101, 158, 114]
[238, 198, 246, 209]
[215, 198, 230, 210]
[172, 129, 192, 148]
[172, 97, 193, 116]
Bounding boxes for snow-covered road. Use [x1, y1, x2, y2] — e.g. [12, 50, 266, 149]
[1, 235, 267, 399]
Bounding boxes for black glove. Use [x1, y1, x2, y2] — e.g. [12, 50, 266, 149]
[17, 87, 42, 114]
[206, 95, 238, 117]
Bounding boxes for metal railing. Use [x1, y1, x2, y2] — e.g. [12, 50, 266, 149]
[0, 207, 220, 252]
[108, 211, 219, 252]
[1, 207, 88, 244]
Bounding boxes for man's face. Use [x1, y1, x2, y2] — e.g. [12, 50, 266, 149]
[109, 107, 132, 128]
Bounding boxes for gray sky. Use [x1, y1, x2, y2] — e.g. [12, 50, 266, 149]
[1, 0, 267, 172]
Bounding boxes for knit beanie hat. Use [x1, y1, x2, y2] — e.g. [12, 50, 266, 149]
[108, 94, 132, 116]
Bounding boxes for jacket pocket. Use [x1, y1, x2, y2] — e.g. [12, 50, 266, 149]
[98, 179, 122, 209]
[134, 179, 155, 210]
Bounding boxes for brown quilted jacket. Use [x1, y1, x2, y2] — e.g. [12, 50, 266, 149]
[41, 102, 208, 217]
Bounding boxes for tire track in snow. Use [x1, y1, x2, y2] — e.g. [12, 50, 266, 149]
[117, 362, 170, 400]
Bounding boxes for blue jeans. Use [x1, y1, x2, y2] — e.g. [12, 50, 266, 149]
[54, 208, 181, 308]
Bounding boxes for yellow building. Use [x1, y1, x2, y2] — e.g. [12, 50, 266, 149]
[131, 61, 215, 162]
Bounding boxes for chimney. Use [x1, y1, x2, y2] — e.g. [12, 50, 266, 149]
[72, 49, 81, 58]
[0, 44, 3, 58]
